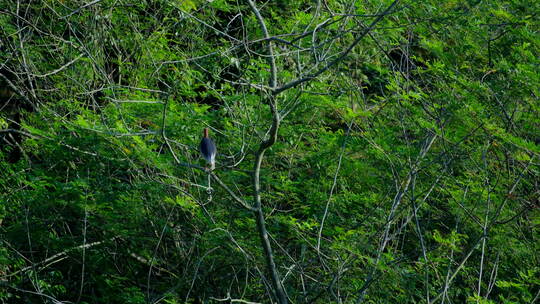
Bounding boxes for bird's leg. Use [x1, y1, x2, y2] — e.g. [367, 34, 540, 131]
[206, 172, 213, 194]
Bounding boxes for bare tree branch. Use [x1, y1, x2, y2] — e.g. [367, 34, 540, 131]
[274, 0, 400, 94]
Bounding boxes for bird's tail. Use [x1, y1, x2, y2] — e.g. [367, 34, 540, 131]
[210, 161, 215, 171]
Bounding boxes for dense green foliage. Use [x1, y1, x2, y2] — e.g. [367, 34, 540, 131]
[1, 0, 539, 303]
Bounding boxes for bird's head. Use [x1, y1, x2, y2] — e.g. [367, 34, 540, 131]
[203, 127, 209, 138]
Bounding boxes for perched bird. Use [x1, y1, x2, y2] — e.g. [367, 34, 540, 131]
[199, 128, 216, 170]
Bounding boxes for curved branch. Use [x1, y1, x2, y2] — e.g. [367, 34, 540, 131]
[245, 1, 287, 303]
[246, 0, 277, 89]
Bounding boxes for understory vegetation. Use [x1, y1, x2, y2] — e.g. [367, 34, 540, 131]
[1, 0, 539, 303]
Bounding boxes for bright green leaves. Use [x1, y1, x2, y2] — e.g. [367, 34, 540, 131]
[432, 229, 469, 251]
[208, 0, 234, 12]
[166, 195, 200, 215]
[1, 0, 539, 303]
[495, 269, 540, 303]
